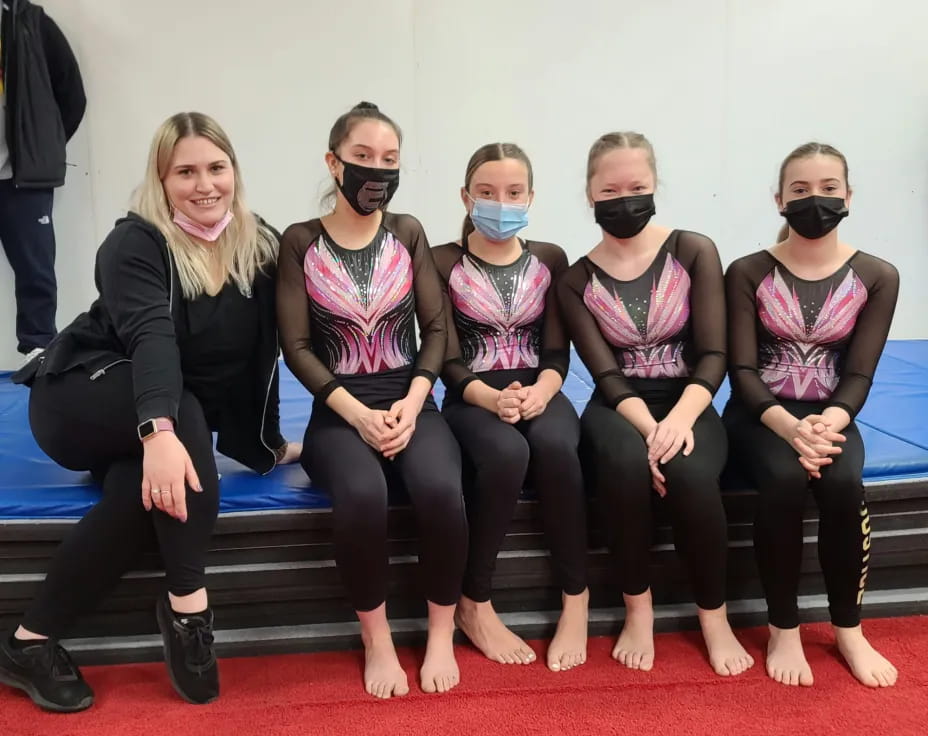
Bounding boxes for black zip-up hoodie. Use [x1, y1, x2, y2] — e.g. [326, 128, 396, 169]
[2, 0, 86, 187]
[13, 213, 285, 474]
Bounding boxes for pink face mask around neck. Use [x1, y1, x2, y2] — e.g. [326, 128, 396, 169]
[172, 207, 234, 242]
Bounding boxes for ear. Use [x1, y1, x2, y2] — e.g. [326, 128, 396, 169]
[526, 190, 535, 208]
[774, 192, 784, 212]
[844, 188, 853, 209]
[586, 185, 594, 209]
[460, 186, 472, 211]
[325, 151, 340, 179]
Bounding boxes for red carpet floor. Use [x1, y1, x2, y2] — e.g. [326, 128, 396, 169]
[1, 616, 926, 736]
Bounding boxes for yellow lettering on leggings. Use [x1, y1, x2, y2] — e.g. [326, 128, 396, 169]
[856, 502, 871, 606]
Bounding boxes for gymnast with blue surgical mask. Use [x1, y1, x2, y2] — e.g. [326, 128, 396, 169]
[431, 143, 590, 673]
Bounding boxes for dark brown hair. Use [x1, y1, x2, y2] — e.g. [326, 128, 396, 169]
[460, 143, 533, 245]
[321, 102, 402, 211]
[776, 142, 849, 242]
[328, 101, 402, 154]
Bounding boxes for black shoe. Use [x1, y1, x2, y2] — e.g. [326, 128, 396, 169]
[0, 634, 94, 713]
[155, 596, 219, 704]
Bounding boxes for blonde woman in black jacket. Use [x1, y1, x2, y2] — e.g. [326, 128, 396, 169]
[0, 112, 298, 713]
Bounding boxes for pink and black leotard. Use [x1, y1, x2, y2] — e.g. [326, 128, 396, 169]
[558, 229, 730, 611]
[277, 213, 467, 613]
[723, 248, 899, 629]
[433, 239, 587, 602]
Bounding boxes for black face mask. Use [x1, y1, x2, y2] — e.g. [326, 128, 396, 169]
[594, 194, 656, 239]
[335, 157, 400, 216]
[780, 195, 848, 240]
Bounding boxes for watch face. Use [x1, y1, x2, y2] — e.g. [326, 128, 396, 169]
[138, 419, 156, 439]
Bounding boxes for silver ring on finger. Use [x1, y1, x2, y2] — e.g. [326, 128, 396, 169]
[151, 489, 162, 495]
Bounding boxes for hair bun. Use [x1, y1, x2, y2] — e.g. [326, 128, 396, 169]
[354, 101, 379, 111]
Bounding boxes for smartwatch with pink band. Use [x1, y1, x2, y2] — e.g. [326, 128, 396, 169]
[137, 417, 175, 441]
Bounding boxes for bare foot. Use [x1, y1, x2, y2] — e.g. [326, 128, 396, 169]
[835, 625, 898, 688]
[611, 590, 655, 671]
[358, 605, 409, 699]
[766, 625, 813, 687]
[362, 635, 409, 699]
[698, 605, 754, 676]
[420, 602, 460, 694]
[547, 589, 589, 672]
[455, 596, 536, 665]
[420, 625, 460, 693]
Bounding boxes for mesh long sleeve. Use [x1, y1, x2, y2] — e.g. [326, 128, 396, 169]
[557, 260, 638, 408]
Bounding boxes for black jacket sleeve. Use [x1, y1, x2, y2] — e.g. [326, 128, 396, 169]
[262, 361, 286, 451]
[96, 223, 182, 424]
[40, 13, 85, 141]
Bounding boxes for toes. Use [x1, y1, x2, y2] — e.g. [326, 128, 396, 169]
[640, 653, 654, 672]
[421, 677, 436, 694]
[547, 658, 561, 672]
[395, 680, 410, 696]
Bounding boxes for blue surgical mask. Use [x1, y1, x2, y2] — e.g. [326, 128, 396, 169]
[468, 195, 530, 242]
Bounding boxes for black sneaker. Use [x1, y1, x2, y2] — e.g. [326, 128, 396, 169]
[155, 596, 219, 704]
[0, 634, 94, 713]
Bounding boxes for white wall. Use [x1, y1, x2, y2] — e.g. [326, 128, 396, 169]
[2, 0, 926, 368]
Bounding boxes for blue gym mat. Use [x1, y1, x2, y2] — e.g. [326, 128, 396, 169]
[1, 342, 926, 519]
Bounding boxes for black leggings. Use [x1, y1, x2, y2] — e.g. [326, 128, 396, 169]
[442, 369, 587, 602]
[723, 398, 869, 629]
[301, 373, 468, 612]
[580, 379, 729, 610]
[22, 364, 220, 638]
